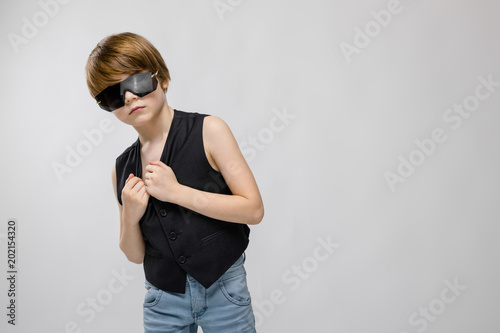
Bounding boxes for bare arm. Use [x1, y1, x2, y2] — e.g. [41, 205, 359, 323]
[112, 165, 148, 264]
[145, 116, 264, 225]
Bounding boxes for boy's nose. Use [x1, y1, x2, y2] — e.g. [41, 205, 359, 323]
[124, 90, 139, 104]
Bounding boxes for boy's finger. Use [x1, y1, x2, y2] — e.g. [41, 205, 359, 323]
[124, 176, 141, 189]
[141, 188, 149, 199]
[145, 164, 161, 173]
[149, 160, 166, 168]
[134, 181, 145, 192]
[125, 173, 134, 184]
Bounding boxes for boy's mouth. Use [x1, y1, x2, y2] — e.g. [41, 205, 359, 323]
[130, 106, 145, 115]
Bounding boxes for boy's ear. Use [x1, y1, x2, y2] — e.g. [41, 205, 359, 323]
[161, 79, 169, 90]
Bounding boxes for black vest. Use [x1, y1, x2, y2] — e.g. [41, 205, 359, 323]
[115, 109, 250, 293]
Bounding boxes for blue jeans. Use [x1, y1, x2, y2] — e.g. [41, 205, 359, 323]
[143, 253, 256, 333]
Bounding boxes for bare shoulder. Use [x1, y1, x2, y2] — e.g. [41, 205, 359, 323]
[203, 115, 237, 147]
[203, 115, 232, 135]
[202, 115, 243, 173]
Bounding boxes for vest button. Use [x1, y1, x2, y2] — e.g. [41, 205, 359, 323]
[178, 256, 186, 264]
[160, 209, 167, 217]
[169, 232, 177, 240]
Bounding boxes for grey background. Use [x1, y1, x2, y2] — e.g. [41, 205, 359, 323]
[1, 0, 499, 332]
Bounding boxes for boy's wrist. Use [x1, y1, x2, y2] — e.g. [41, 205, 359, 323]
[171, 183, 189, 206]
[122, 209, 142, 226]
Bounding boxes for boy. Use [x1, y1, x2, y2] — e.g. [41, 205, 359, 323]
[85, 32, 263, 333]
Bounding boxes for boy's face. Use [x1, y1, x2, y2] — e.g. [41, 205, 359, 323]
[109, 72, 169, 126]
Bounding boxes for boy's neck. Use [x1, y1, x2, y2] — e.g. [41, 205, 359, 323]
[134, 104, 174, 145]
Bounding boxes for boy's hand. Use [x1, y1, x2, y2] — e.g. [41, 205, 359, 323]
[121, 173, 150, 224]
[144, 161, 181, 203]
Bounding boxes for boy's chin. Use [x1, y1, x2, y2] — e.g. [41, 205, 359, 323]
[128, 113, 159, 125]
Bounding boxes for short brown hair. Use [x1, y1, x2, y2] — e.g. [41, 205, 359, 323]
[85, 32, 171, 98]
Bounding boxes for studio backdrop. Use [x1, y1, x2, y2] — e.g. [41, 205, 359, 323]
[1, 0, 499, 332]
